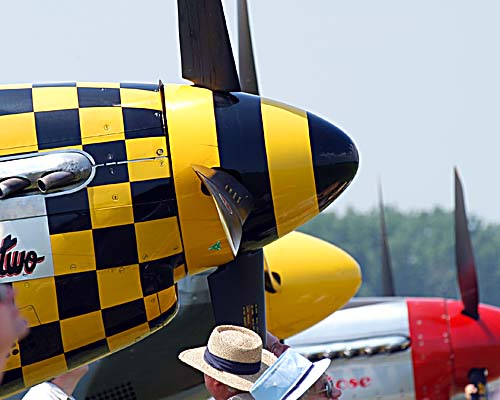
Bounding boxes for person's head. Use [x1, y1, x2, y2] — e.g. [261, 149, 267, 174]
[250, 349, 341, 400]
[178, 325, 277, 400]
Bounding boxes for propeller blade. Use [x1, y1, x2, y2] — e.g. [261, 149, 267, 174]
[454, 167, 480, 319]
[378, 180, 396, 296]
[177, 0, 241, 92]
[237, 0, 259, 95]
[208, 249, 267, 345]
[192, 165, 254, 256]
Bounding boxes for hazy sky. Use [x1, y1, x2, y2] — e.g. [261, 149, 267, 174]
[2, 1, 499, 222]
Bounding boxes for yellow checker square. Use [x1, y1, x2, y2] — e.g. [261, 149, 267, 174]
[144, 294, 161, 321]
[18, 305, 42, 327]
[158, 286, 177, 312]
[135, 217, 183, 262]
[4, 345, 21, 370]
[13, 277, 59, 324]
[77, 82, 120, 89]
[173, 264, 186, 283]
[128, 158, 171, 182]
[0, 112, 37, 156]
[97, 265, 142, 309]
[22, 354, 67, 387]
[60, 311, 105, 352]
[79, 107, 125, 145]
[107, 323, 149, 353]
[32, 87, 78, 112]
[88, 183, 134, 229]
[125, 137, 167, 159]
[51, 230, 96, 275]
[120, 88, 163, 111]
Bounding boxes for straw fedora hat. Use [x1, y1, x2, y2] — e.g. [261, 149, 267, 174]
[178, 325, 277, 391]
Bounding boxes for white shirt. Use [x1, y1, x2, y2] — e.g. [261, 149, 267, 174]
[22, 382, 75, 400]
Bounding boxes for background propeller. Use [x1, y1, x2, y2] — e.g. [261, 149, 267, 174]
[237, 0, 259, 95]
[454, 167, 480, 320]
[378, 180, 396, 296]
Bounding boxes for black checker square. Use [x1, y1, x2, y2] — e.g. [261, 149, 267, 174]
[93, 224, 138, 270]
[78, 87, 121, 108]
[83, 140, 127, 164]
[123, 108, 164, 139]
[0, 88, 33, 116]
[139, 254, 183, 296]
[0, 368, 24, 393]
[65, 339, 109, 370]
[19, 321, 63, 365]
[55, 272, 100, 320]
[45, 189, 92, 235]
[148, 301, 177, 331]
[102, 299, 147, 337]
[35, 109, 81, 149]
[88, 163, 129, 187]
[120, 82, 159, 92]
[131, 178, 177, 222]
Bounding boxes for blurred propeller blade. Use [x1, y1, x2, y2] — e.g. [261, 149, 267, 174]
[208, 250, 267, 345]
[237, 0, 259, 95]
[378, 180, 396, 296]
[454, 167, 480, 319]
[178, 0, 241, 92]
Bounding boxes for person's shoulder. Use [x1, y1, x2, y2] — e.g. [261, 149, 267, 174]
[22, 382, 66, 399]
[22, 382, 53, 398]
[229, 393, 255, 400]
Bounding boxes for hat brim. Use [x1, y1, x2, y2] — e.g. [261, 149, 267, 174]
[179, 346, 277, 391]
[285, 358, 331, 400]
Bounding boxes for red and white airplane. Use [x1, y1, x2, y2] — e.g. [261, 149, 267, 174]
[286, 169, 500, 400]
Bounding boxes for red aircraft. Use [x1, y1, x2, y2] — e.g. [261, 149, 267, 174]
[287, 168, 500, 400]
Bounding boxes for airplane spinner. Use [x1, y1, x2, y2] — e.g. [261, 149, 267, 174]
[0, 0, 359, 396]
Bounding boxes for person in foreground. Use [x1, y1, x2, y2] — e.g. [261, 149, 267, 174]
[0, 284, 29, 383]
[179, 325, 276, 400]
[178, 325, 341, 399]
[22, 365, 89, 399]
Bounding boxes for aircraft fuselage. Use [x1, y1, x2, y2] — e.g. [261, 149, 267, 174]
[0, 81, 358, 396]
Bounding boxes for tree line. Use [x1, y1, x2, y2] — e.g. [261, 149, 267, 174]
[298, 207, 500, 307]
